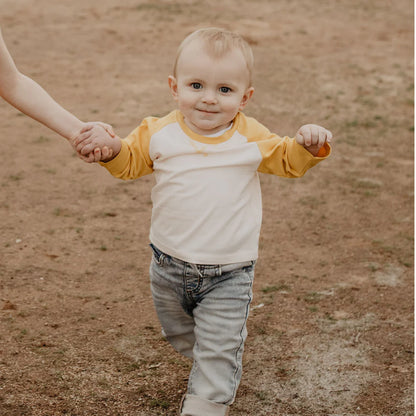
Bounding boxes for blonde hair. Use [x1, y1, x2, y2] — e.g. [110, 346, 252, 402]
[173, 27, 254, 85]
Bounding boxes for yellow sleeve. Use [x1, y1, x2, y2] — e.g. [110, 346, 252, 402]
[257, 136, 331, 177]
[100, 117, 154, 179]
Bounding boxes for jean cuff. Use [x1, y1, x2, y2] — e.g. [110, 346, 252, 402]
[180, 394, 229, 416]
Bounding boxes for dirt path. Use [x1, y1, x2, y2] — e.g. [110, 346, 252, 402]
[0, 0, 413, 415]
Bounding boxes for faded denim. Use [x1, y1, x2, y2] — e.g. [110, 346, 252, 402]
[149, 244, 255, 407]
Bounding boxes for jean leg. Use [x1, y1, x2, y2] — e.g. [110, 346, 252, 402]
[149, 257, 196, 358]
[187, 264, 254, 405]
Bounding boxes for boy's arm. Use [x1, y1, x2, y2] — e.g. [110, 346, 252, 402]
[251, 120, 331, 177]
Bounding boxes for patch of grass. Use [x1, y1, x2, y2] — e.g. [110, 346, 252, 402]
[325, 313, 336, 323]
[9, 173, 24, 181]
[17, 329, 28, 339]
[53, 208, 62, 216]
[103, 212, 117, 217]
[168, 358, 191, 369]
[52, 208, 74, 218]
[400, 259, 413, 268]
[298, 196, 326, 209]
[254, 325, 267, 335]
[261, 284, 290, 294]
[126, 362, 142, 371]
[255, 390, 270, 401]
[343, 117, 379, 131]
[344, 119, 358, 128]
[367, 263, 379, 272]
[149, 398, 170, 410]
[136, 2, 184, 14]
[371, 240, 395, 255]
[356, 180, 382, 189]
[304, 292, 322, 304]
[97, 377, 110, 387]
[33, 135, 50, 143]
[341, 133, 358, 146]
[343, 177, 382, 197]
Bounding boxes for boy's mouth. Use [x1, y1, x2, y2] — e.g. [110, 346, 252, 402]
[197, 109, 218, 114]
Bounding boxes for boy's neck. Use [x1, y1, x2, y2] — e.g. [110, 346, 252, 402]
[203, 122, 233, 137]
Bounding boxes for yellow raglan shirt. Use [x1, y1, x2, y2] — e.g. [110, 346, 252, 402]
[102, 110, 331, 264]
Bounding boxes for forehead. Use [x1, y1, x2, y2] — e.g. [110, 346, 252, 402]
[176, 39, 250, 83]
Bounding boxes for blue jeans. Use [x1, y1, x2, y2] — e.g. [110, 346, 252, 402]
[149, 244, 255, 408]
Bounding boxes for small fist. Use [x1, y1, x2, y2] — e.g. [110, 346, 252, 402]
[295, 124, 332, 156]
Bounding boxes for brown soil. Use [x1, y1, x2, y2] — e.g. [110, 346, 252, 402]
[0, 0, 413, 415]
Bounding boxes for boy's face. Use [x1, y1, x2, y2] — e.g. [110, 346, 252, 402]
[168, 40, 254, 135]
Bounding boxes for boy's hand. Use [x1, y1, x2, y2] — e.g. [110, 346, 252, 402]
[295, 124, 332, 156]
[82, 146, 114, 163]
[74, 123, 121, 163]
[69, 121, 116, 163]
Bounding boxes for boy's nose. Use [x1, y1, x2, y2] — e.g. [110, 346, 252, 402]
[202, 91, 217, 104]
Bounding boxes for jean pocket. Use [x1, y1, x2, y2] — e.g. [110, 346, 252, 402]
[149, 243, 166, 265]
[240, 260, 256, 273]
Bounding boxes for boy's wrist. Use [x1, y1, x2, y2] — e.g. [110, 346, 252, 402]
[303, 145, 320, 157]
[101, 138, 122, 162]
[303, 142, 331, 158]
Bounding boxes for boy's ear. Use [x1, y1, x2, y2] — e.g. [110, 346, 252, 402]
[239, 87, 254, 111]
[168, 75, 179, 101]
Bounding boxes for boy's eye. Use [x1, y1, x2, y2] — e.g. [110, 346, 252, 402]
[220, 86, 231, 93]
[191, 82, 202, 90]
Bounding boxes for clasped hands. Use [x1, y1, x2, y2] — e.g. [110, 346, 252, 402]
[70, 122, 120, 163]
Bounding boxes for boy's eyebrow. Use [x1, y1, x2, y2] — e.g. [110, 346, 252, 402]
[182, 77, 205, 83]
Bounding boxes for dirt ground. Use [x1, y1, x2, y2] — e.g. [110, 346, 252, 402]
[0, 0, 414, 415]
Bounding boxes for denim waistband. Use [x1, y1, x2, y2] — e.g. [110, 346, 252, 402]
[149, 243, 255, 277]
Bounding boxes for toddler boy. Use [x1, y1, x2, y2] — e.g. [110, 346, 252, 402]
[75, 28, 332, 416]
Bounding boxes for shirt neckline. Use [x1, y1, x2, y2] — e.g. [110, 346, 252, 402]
[175, 110, 240, 144]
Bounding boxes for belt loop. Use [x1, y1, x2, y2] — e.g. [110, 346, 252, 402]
[217, 265, 222, 276]
[191, 263, 203, 278]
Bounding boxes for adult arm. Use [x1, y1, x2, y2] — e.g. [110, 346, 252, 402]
[0, 27, 88, 141]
